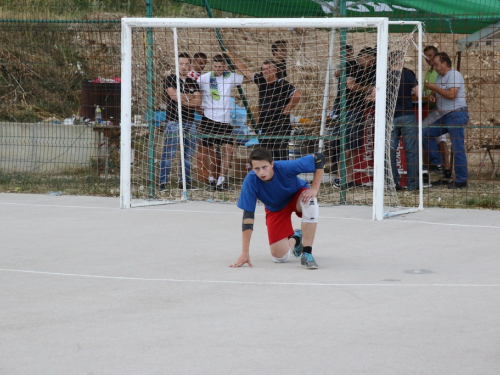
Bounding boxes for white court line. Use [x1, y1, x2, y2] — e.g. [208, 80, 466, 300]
[0, 201, 118, 210]
[1, 268, 499, 288]
[2, 201, 500, 230]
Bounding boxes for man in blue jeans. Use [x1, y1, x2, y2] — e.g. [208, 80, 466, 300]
[388, 51, 419, 191]
[423, 52, 469, 189]
[159, 52, 202, 191]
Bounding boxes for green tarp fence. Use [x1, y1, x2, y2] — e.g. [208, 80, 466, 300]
[175, 0, 500, 33]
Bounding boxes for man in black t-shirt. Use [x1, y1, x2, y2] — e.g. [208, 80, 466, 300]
[159, 52, 202, 191]
[228, 52, 302, 160]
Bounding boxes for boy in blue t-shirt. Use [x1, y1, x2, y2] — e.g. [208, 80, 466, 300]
[230, 148, 325, 269]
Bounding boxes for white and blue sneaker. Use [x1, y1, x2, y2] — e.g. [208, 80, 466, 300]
[300, 252, 318, 269]
[292, 229, 303, 258]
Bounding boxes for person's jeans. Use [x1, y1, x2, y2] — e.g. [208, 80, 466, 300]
[391, 114, 418, 190]
[423, 110, 469, 182]
[159, 121, 197, 184]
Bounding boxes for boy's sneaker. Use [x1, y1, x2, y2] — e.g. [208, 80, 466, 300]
[207, 181, 217, 191]
[292, 229, 303, 258]
[333, 178, 340, 188]
[300, 252, 318, 269]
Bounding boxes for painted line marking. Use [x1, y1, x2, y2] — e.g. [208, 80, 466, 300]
[1, 269, 499, 288]
[1, 201, 500, 229]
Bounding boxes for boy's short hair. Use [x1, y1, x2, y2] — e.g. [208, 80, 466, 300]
[194, 52, 207, 60]
[249, 148, 273, 165]
[271, 40, 287, 54]
[178, 52, 191, 62]
[435, 52, 452, 67]
[213, 54, 226, 63]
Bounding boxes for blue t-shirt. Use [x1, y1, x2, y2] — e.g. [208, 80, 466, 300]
[237, 155, 316, 212]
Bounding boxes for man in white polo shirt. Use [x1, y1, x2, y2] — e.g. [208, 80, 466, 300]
[198, 54, 244, 191]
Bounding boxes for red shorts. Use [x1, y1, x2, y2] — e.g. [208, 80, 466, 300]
[265, 188, 307, 245]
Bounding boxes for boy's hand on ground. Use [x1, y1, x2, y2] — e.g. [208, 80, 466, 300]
[230, 252, 253, 268]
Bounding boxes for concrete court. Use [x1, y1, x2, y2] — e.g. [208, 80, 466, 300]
[0, 193, 499, 375]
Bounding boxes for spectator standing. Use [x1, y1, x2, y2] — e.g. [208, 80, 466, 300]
[423, 46, 452, 180]
[228, 53, 301, 160]
[159, 52, 201, 191]
[198, 54, 244, 191]
[423, 52, 469, 189]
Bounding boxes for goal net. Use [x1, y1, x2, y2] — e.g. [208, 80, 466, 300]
[120, 18, 423, 219]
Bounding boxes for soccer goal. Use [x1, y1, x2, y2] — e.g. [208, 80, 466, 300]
[120, 17, 423, 220]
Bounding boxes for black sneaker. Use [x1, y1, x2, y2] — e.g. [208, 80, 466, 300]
[207, 181, 217, 191]
[447, 181, 467, 189]
[429, 165, 443, 174]
[333, 178, 340, 188]
[216, 182, 234, 191]
[443, 169, 452, 179]
[395, 183, 403, 191]
[159, 183, 167, 192]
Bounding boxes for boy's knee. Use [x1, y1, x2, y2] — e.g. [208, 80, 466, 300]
[300, 197, 319, 223]
[271, 249, 291, 263]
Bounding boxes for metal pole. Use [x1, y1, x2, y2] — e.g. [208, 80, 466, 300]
[146, 0, 155, 198]
[372, 19, 389, 221]
[120, 21, 133, 208]
[173, 28, 188, 201]
[417, 22, 424, 211]
[319, 29, 335, 153]
[339, 0, 347, 202]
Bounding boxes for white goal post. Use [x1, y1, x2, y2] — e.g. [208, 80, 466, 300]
[120, 17, 423, 220]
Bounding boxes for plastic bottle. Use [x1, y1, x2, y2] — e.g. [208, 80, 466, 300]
[95, 105, 102, 125]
